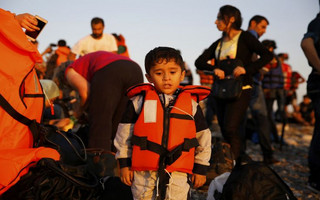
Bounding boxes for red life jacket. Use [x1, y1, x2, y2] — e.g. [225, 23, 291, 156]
[127, 83, 210, 174]
[0, 9, 59, 195]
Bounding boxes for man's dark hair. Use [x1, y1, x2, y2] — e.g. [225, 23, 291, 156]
[91, 17, 104, 26]
[248, 15, 269, 29]
[219, 5, 242, 30]
[145, 47, 185, 75]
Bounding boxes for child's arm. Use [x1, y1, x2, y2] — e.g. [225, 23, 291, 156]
[192, 104, 212, 187]
[114, 95, 143, 185]
[120, 167, 133, 186]
[191, 173, 206, 188]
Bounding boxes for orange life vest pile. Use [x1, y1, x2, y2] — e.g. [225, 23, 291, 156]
[0, 9, 59, 195]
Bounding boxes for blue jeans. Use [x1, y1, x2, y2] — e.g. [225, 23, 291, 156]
[308, 93, 320, 184]
[265, 88, 286, 143]
[247, 84, 273, 157]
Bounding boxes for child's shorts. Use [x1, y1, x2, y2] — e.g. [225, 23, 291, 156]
[131, 170, 190, 200]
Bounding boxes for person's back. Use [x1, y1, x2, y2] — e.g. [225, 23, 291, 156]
[65, 51, 143, 152]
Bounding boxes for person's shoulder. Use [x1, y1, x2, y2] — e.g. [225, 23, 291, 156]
[103, 33, 116, 40]
[73, 35, 92, 46]
[241, 30, 255, 39]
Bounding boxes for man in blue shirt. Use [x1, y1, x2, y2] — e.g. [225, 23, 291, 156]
[244, 15, 278, 165]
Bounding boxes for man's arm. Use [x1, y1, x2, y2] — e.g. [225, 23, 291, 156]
[301, 37, 320, 73]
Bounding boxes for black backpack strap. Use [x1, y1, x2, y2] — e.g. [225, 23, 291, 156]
[0, 94, 40, 146]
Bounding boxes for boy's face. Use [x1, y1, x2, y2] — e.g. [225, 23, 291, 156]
[146, 60, 185, 95]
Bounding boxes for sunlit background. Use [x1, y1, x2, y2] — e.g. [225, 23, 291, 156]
[2, 0, 319, 103]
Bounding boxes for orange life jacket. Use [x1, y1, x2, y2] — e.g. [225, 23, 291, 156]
[112, 33, 130, 57]
[0, 9, 59, 195]
[55, 46, 71, 66]
[197, 70, 214, 85]
[127, 83, 210, 174]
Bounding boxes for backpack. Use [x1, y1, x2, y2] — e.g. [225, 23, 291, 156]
[216, 161, 297, 200]
[1, 158, 101, 200]
[206, 138, 235, 199]
[208, 138, 235, 180]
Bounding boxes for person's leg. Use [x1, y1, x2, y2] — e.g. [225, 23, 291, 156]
[240, 83, 260, 154]
[251, 85, 274, 159]
[165, 171, 190, 200]
[276, 88, 287, 145]
[216, 89, 251, 160]
[87, 66, 121, 151]
[265, 96, 279, 143]
[132, 171, 157, 200]
[308, 94, 320, 187]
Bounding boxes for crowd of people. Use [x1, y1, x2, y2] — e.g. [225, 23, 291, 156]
[1, 2, 320, 199]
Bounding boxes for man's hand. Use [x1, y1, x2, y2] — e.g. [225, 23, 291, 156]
[15, 13, 39, 31]
[120, 167, 133, 186]
[191, 173, 206, 189]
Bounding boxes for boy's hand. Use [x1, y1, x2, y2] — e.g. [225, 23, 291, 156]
[191, 173, 206, 189]
[120, 167, 133, 186]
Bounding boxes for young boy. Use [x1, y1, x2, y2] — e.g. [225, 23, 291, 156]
[114, 47, 212, 200]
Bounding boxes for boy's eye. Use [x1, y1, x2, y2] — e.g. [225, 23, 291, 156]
[155, 72, 162, 75]
[170, 71, 177, 74]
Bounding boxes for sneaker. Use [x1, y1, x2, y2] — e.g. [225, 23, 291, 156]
[307, 182, 320, 194]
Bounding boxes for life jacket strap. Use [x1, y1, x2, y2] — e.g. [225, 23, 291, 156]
[131, 135, 199, 166]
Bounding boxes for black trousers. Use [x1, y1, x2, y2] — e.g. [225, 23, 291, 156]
[309, 93, 320, 184]
[87, 60, 143, 152]
[215, 89, 251, 159]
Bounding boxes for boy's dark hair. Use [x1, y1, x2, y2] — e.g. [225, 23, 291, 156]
[248, 15, 269, 29]
[145, 47, 185, 74]
[219, 5, 242, 30]
[91, 17, 104, 26]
